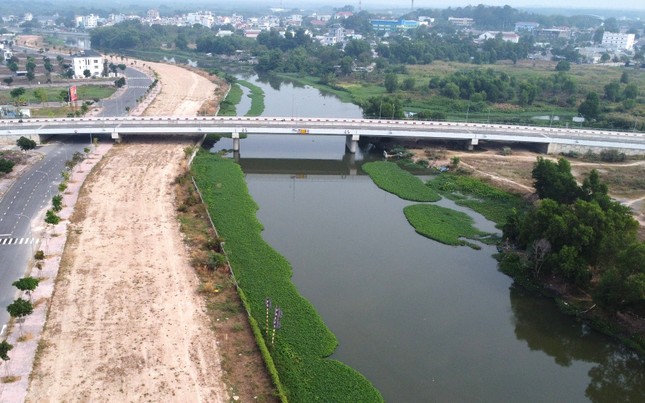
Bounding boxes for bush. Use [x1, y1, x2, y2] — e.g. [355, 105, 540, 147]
[600, 149, 626, 162]
[45, 209, 61, 225]
[52, 194, 63, 212]
[0, 158, 15, 174]
[34, 250, 45, 260]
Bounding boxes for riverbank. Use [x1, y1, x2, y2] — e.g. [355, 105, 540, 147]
[420, 167, 645, 355]
[191, 151, 383, 402]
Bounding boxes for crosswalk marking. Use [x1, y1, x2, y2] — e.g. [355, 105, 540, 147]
[0, 238, 36, 246]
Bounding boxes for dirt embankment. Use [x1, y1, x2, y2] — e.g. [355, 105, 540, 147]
[27, 63, 230, 401]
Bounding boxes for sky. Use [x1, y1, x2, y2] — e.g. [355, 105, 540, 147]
[264, 0, 645, 11]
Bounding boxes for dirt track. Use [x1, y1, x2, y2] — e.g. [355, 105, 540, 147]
[27, 64, 228, 401]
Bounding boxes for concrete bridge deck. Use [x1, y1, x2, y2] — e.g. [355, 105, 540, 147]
[1, 116, 644, 154]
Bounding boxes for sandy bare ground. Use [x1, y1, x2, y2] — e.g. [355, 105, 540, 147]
[27, 63, 228, 401]
[141, 61, 218, 116]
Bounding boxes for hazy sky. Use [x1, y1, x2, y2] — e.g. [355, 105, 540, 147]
[271, 0, 645, 11]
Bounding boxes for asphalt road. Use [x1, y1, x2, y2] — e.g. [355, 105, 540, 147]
[0, 139, 89, 330]
[95, 67, 152, 117]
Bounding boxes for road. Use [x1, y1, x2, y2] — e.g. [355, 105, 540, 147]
[0, 140, 88, 329]
[95, 67, 152, 117]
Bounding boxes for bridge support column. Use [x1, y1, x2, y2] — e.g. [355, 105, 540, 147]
[345, 134, 360, 154]
[232, 132, 240, 152]
[536, 142, 558, 154]
[464, 138, 479, 151]
[111, 132, 121, 143]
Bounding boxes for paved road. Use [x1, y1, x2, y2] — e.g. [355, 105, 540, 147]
[0, 139, 87, 330]
[95, 67, 152, 117]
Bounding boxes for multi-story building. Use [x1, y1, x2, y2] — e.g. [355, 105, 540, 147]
[75, 14, 99, 29]
[515, 21, 540, 32]
[147, 9, 160, 21]
[71, 50, 104, 78]
[602, 32, 636, 50]
[448, 17, 474, 28]
[371, 18, 419, 33]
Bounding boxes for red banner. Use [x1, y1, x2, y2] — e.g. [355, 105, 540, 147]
[69, 86, 78, 102]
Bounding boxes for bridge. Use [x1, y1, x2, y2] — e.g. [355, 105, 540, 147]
[1, 116, 645, 155]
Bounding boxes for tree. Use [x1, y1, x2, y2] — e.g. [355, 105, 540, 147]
[600, 53, 611, 63]
[83, 69, 91, 78]
[384, 73, 398, 93]
[9, 87, 26, 105]
[532, 157, 580, 204]
[344, 39, 371, 59]
[603, 81, 621, 102]
[34, 88, 47, 104]
[16, 137, 37, 152]
[555, 60, 570, 71]
[3, 77, 12, 86]
[0, 158, 15, 174]
[0, 340, 12, 363]
[7, 298, 33, 333]
[0, 339, 13, 374]
[52, 194, 63, 212]
[45, 210, 61, 225]
[402, 77, 416, 91]
[578, 92, 600, 121]
[623, 83, 638, 100]
[620, 71, 629, 84]
[12, 277, 40, 300]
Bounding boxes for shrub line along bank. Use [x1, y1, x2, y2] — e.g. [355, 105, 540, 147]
[191, 151, 383, 402]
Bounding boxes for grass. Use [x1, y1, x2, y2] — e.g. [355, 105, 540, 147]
[0, 85, 116, 104]
[192, 151, 382, 402]
[238, 80, 265, 116]
[404, 204, 492, 248]
[218, 83, 243, 116]
[362, 161, 441, 202]
[427, 173, 527, 227]
[282, 60, 645, 129]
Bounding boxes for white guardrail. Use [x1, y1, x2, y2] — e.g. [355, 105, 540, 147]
[1, 116, 644, 149]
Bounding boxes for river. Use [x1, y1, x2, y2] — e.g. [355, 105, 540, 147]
[214, 75, 644, 402]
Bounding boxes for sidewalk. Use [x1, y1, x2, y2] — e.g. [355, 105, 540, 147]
[0, 143, 112, 401]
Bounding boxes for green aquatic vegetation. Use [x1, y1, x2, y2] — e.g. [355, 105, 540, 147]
[404, 204, 493, 249]
[238, 80, 265, 116]
[427, 174, 525, 226]
[192, 152, 382, 402]
[218, 83, 243, 116]
[363, 161, 440, 202]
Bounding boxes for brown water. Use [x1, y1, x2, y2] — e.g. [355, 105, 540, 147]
[213, 76, 644, 402]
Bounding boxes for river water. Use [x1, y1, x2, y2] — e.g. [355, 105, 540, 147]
[214, 75, 644, 402]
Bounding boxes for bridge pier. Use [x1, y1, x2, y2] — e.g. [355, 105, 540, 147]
[111, 131, 121, 143]
[232, 132, 240, 152]
[345, 134, 360, 154]
[465, 138, 478, 151]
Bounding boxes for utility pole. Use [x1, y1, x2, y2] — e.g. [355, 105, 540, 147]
[411, 0, 415, 11]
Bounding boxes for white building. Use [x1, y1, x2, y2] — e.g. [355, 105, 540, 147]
[477, 31, 520, 44]
[71, 50, 104, 78]
[76, 14, 99, 29]
[602, 32, 635, 50]
[186, 11, 215, 28]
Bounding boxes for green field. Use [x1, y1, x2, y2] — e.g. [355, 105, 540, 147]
[404, 204, 493, 248]
[192, 152, 383, 402]
[0, 85, 116, 104]
[362, 161, 441, 202]
[282, 61, 645, 129]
